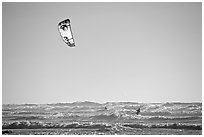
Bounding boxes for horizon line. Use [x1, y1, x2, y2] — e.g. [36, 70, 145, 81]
[2, 100, 202, 105]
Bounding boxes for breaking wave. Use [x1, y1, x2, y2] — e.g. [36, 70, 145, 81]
[123, 123, 202, 130]
[3, 121, 201, 130]
[2, 121, 111, 130]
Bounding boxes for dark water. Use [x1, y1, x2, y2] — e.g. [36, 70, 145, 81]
[2, 101, 202, 135]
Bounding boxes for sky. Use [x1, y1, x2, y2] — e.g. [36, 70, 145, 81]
[2, 2, 202, 104]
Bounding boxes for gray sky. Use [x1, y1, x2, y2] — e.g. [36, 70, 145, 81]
[2, 2, 202, 104]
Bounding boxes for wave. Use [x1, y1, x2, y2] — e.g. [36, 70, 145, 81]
[120, 114, 201, 122]
[3, 121, 201, 130]
[88, 112, 201, 121]
[5, 116, 45, 121]
[3, 102, 201, 112]
[123, 123, 202, 130]
[48, 101, 102, 107]
[2, 121, 111, 130]
[147, 116, 201, 121]
[139, 103, 202, 116]
[90, 114, 119, 120]
[4, 113, 200, 122]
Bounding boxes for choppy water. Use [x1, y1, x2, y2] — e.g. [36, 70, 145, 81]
[2, 101, 202, 135]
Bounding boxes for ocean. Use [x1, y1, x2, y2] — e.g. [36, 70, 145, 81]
[2, 101, 202, 135]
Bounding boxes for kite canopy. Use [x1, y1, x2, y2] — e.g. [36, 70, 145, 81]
[58, 19, 75, 47]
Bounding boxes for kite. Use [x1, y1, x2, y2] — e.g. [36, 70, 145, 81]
[58, 19, 75, 47]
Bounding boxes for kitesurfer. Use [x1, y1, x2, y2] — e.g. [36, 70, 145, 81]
[136, 108, 140, 115]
